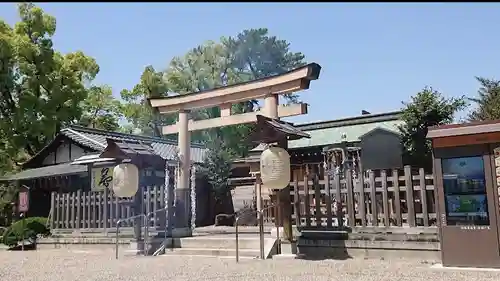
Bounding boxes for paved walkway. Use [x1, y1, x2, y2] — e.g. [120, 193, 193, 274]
[1, 249, 500, 281]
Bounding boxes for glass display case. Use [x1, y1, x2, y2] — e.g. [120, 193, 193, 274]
[442, 156, 489, 226]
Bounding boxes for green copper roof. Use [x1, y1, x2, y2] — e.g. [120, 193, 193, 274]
[288, 111, 403, 149]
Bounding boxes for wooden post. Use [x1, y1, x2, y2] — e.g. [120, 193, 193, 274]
[97, 191, 102, 229]
[103, 184, 108, 233]
[50, 192, 56, 230]
[392, 169, 402, 226]
[159, 183, 165, 229]
[153, 185, 159, 228]
[303, 165, 311, 227]
[313, 173, 322, 227]
[277, 186, 292, 241]
[419, 168, 429, 227]
[334, 170, 342, 227]
[404, 165, 416, 227]
[76, 190, 81, 229]
[358, 161, 366, 226]
[146, 187, 151, 229]
[92, 192, 97, 229]
[87, 192, 91, 228]
[381, 170, 390, 226]
[345, 168, 355, 228]
[55, 193, 60, 229]
[369, 171, 378, 226]
[324, 165, 332, 228]
[82, 191, 87, 229]
[65, 193, 70, 229]
[293, 173, 300, 226]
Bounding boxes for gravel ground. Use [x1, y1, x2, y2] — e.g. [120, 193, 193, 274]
[1, 249, 500, 281]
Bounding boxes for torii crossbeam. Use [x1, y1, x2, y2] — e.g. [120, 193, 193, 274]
[148, 63, 321, 233]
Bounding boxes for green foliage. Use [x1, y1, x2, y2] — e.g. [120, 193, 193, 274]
[120, 66, 175, 137]
[2, 216, 49, 246]
[468, 77, 500, 121]
[198, 138, 235, 197]
[223, 28, 306, 104]
[0, 3, 100, 174]
[79, 85, 121, 131]
[121, 28, 306, 200]
[0, 182, 17, 226]
[399, 87, 468, 169]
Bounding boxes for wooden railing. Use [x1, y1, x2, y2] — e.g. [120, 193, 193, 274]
[263, 165, 437, 229]
[50, 185, 167, 231]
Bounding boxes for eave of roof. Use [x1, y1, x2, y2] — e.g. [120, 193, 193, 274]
[22, 125, 207, 169]
[294, 111, 402, 131]
[1, 163, 87, 181]
[288, 111, 403, 149]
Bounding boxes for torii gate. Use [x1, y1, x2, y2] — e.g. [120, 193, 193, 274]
[148, 63, 321, 233]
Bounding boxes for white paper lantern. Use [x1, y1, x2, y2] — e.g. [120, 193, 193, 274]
[112, 163, 139, 197]
[260, 147, 291, 190]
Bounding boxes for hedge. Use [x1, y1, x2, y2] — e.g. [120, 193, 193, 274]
[2, 217, 50, 247]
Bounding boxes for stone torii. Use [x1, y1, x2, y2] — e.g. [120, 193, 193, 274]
[148, 63, 321, 234]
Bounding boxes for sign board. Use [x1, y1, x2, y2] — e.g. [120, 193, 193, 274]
[494, 147, 500, 205]
[18, 190, 29, 213]
[91, 166, 114, 191]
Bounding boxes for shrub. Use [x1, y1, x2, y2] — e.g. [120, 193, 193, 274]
[2, 217, 50, 247]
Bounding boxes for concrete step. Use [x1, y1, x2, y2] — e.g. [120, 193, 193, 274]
[178, 236, 273, 249]
[162, 247, 260, 258]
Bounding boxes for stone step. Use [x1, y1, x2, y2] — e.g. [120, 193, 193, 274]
[177, 236, 273, 249]
[162, 247, 260, 258]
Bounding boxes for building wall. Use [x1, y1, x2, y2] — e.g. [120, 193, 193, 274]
[360, 130, 403, 170]
[42, 140, 94, 166]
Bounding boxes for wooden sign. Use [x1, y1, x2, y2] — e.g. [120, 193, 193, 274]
[18, 190, 29, 213]
[91, 166, 113, 191]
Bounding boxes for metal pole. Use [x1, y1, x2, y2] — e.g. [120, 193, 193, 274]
[21, 213, 25, 251]
[115, 220, 122, 259]
[275, 204, 280, 254]
[259, 214, 265, 260]
[256, 177, 265, 260]
[144, 215, 148, 256]
[235, 218, 240, 262]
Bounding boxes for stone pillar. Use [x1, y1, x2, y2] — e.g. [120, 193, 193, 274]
[175, 110, 191, 234]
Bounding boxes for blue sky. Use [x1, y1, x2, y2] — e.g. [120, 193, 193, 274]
[1, 3, 499, 124]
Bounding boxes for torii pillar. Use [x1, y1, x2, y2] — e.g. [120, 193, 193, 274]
[176, 109, 190, 228]
[149, 63, 321, 235]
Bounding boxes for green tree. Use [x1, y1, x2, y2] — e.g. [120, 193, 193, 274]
[120, 66, 175, 137]
[399, 87, 468, 169]
[79, 85, 121, 131]
[224, 28, 306, 104]
[163, 29, 306, 210]
[0, 3, 99, 174]
[468, 77, 500, 121]
[122, 28, 306, 213]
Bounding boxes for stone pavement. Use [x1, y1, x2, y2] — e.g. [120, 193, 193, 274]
[1, 248, 500, 281]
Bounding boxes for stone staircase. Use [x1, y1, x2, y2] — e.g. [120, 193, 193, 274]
[38, 226, 279, 259]
[160, 233, 276, 259]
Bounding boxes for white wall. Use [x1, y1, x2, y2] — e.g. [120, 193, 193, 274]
[40, 140, 97, 166]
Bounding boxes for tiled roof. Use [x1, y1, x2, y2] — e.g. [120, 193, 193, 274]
[288, 111, 403, 149]
[2, 163, 87, 181]
[62, 126, 206, 163]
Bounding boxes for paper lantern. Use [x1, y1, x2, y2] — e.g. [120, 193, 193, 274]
[260, 147, 290, 190]
[112, 163, 139, 197]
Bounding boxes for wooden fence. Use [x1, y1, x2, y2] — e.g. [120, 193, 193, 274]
[263, 165, 436, 229]
[50, 185, 168, 231]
